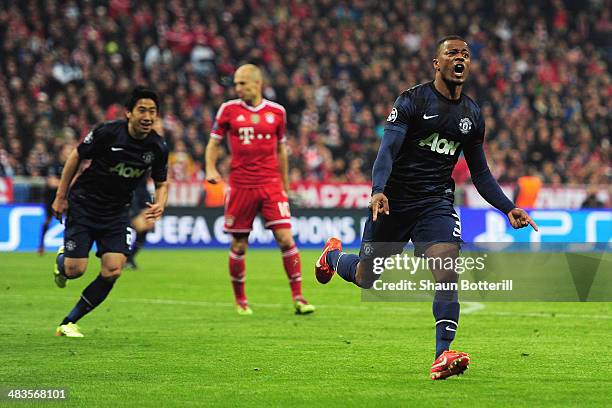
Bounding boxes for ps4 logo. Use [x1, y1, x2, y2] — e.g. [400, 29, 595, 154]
[473, 210, 612, 244]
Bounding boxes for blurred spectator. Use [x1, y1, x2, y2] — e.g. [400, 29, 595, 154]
[581, 186, 605, 208]
[514, 167, 543, 209]
[0, 0, 609, 189]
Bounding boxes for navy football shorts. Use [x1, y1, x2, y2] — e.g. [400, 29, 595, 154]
[359, 196, 462, 261]
[63, 202, 132, 258]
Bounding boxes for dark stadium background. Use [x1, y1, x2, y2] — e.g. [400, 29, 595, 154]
[0, 0, 609, 202]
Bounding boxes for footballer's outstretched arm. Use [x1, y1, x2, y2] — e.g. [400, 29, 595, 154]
[51, 148, 81, 222]
[370, 127, 406, 220]
[463, 141, 538, 230]
[205, 138, 223, 184]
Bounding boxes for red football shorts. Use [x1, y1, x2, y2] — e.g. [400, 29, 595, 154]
[224, 185, 292, 233]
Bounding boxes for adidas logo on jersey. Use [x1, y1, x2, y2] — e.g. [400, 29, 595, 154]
[418, 133, 461, 155]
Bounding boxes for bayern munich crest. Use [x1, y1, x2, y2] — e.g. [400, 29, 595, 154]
[459, 117, 472, 134]
[265, 112, 275, 124]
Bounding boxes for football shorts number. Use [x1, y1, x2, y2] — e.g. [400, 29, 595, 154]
[126, 227, 134, 248]
[277, 202, 291, 218]
[452, 213, 461, 238]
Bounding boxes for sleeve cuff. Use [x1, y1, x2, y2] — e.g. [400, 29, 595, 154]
[500, 201, 516, 214]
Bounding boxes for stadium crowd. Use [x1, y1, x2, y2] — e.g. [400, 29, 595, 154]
[0, 0, 610, 188]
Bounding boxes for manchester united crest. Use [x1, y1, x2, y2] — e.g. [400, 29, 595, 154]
[65, 240, 77, 251]
[459, 117, 472, 134]
[142, 151, 154, 164]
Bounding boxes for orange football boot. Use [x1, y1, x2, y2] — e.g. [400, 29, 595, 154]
[315, 238, 343, 284]
[430, 350, 470, 380]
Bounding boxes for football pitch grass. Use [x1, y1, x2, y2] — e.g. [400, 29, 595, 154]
[1, 249, 611, 407]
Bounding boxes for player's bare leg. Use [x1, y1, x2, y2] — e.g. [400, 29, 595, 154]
[64, 258, 88, 279]
[273, 228, 314, 314]
[229, 234, 251, 315]
[426, 242, 470, 379]
[56, 253, 124, 337]
[354, 259, 382, 289]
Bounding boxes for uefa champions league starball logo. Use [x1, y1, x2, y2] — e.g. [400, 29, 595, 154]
[387, 108, 398, 122]
[459, 117, 472, 134]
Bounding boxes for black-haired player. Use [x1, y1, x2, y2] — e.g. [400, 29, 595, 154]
[51, 86, 169, 337]
[315, 36, 538, 379]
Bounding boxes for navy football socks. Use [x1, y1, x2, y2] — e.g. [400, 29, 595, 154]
[433, 289, 460, 358]
[326, 250, 359, 285]
[61, 274, 116, 325]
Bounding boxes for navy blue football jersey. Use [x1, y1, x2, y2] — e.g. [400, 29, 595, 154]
[70, 120, 168, 216]
[383, 81, 484, 201]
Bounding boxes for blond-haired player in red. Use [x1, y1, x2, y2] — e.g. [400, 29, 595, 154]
[206, 64, 315, 315]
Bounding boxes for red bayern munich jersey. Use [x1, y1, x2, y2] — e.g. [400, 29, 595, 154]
[211, 98, 286, 188]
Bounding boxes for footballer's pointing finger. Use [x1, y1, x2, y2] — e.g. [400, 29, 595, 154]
[382, 197, 390, 215]
[527, 216, 538, 231]
[372, 200, 378, 221]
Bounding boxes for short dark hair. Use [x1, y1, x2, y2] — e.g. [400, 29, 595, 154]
[125, 86, 159, 111]
[436, 35, 469, 56]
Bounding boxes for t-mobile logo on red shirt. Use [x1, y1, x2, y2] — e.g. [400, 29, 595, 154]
[238, 127, 272, 145]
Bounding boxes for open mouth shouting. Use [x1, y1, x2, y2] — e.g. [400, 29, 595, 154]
[453, 63, 465, 78]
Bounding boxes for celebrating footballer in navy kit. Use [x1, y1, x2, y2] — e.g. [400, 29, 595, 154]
[51, 86, 169, 338]
[315, 36, 538, 380]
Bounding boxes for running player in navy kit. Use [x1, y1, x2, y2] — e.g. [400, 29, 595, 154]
[51, 86, 169, 337]
[315, 36, 538, 379]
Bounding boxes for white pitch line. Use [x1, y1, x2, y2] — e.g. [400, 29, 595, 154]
[462, 302, 486, 314]
[3, 294, 611, 320]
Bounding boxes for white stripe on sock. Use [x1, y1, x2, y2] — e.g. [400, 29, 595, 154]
[435, 319, 458, 326]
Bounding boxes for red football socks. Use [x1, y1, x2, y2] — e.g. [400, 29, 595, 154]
[229, 250, 246, 304]
[281, 245, 302, 299]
